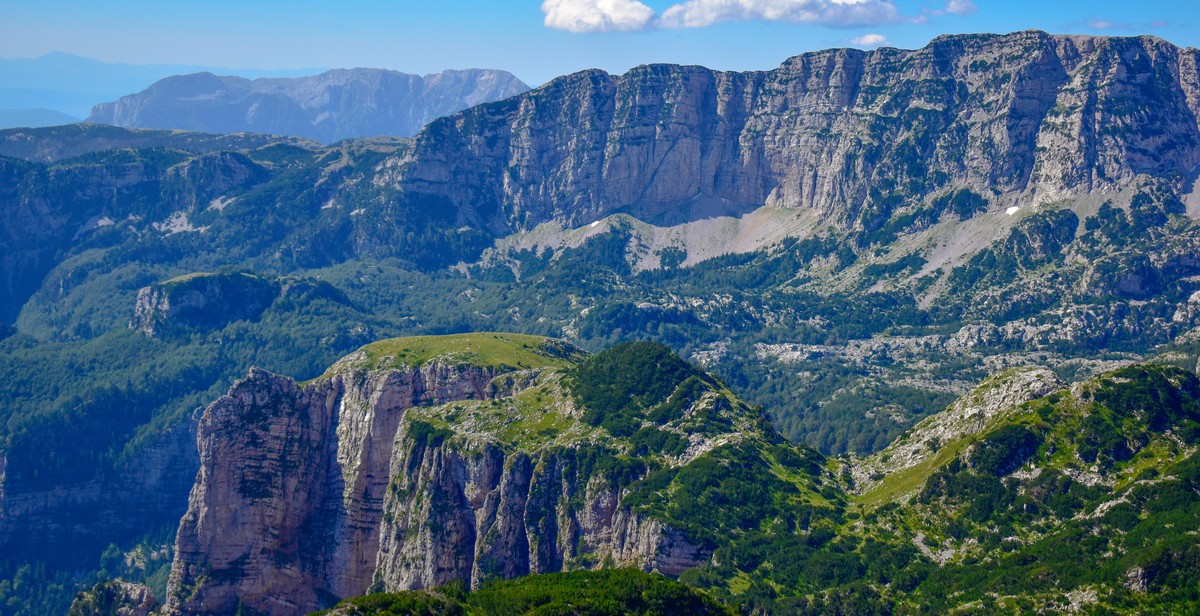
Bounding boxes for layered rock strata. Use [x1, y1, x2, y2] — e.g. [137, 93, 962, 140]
[387, 31, 1200, 231]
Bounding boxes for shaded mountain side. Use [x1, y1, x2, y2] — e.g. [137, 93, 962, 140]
[88, 68, 530, 143]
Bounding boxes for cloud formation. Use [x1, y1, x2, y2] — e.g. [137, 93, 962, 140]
[1081, 18, 1169, 31]
[943, 0, 976, 15]
[541, 0, 906, 32]
[851, 33, 889, 47]
[542, 0, 656, 33]
[659, 0, 902, 29]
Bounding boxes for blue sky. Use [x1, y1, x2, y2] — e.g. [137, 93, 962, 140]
[1, 0, 1196, 86]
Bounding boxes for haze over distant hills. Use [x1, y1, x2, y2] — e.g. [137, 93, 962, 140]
[0, 52, 322, 121]
[0, 108, 79, 128]
[86, 68, 532, 143]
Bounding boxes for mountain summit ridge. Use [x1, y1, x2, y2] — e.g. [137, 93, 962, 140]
[385, 30, 1200, 234]
[87, 67, 530, 143]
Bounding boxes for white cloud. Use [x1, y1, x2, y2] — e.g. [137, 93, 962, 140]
[944, 0, 976, 15]
[1079, 18, 1169, 31]
[542, 0, 656, 33]
[851, 33, 889, 47]
[658, 0, 902, 29]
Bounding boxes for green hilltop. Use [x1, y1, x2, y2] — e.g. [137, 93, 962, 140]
[386, 336, 1200, 613]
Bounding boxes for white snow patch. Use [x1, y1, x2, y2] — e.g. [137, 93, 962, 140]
[1186, 165, 1200, 219]
[152, 211, 206, 235]
[74, 215, 116, 239]
[207, 196, 235, 212]
[590, 221, 600, 228]
[350, 208, 366, 216]
[1006, 206, 1020, 216]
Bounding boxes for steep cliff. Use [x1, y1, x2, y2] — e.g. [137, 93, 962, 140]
[387, 31, 1200, 234]
[164, 335, 831, 614]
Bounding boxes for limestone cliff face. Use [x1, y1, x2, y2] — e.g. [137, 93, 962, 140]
[387, 31, 1200, 232]
[165, 345, 706, 615]
[374, 440, 706, 593]
[166, 361, 501, 614]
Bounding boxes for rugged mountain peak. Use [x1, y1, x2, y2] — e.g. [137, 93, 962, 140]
[164, 335, 829, 615]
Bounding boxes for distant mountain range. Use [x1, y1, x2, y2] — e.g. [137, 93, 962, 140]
[86, 68, 532, 143]
[0, 52, 321, 119]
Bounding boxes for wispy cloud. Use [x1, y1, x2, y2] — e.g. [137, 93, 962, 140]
[542, 0, 910, 32]
[542, 0, 656, 33]
[851, 33, 889, 47]
[1087, 19, 1129, 30]
[658, 0, 902, 29]
[540, 0, 989, 33]
[943, 0, 976, 15]
[1077, 17, 1170, 31]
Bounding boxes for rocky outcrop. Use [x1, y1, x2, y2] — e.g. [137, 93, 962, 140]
[374, 442, 707, 594]
[165, 362, 495, 614]
[386, 31, 1200, 233]
[0, 141, 281, 327]
[88, 68, 530, 143]
[852, 366, 1065, 490]
[68, 581, 158, 616]
[165, 339, 708, 615]
[131, 272, 279, 336]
